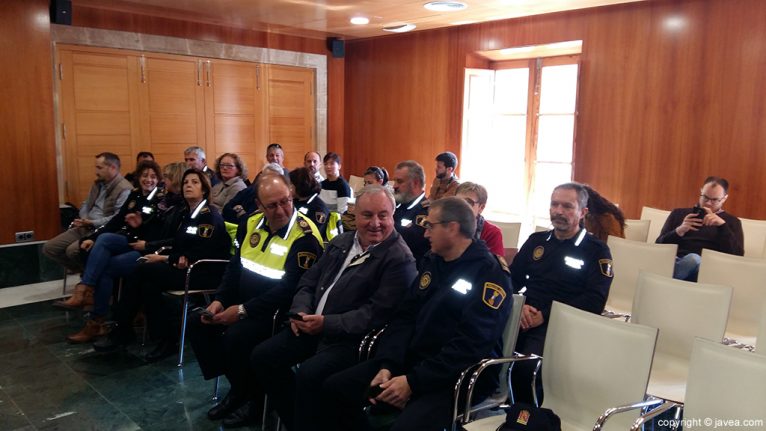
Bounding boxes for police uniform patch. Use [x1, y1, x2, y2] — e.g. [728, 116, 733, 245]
[419, 272, 432, 290]
[532, 246, 544, 260]
[198, 224, 214, 238]
[516, 409, 530, 425]
[415, 214, 427, 227]
[128, 200, 136, 210]
[599, 259, 614, 278]
[298, 219, 310, 229]
[297, 252, 317, 270]
[482, 282, 506, 309]
[249, 232, 261, 248]
[315, 212, 326, 224]
[200, 207, 210, 214]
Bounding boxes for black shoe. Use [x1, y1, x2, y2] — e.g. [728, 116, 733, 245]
[144, 338, 178, 363]
[222, 400, 261, 428]
[207, 390, 247, 421]
[93, 327, 135, 352]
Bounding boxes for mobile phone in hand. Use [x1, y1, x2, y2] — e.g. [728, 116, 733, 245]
[136, 256, 149, 263]
[693, 204, 707, 219]
[192, 306, 214, 319]
[286, 311, 304, 321]
[366, 384, 384, 399]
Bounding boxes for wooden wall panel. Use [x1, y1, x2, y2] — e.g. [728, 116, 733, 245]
[0, 0, 59, 244]
[344, 0, 766, 219]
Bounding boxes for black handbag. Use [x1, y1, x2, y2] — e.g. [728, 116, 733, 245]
[495, 403, 561, 431]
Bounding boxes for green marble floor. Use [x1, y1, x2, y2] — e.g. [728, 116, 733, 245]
[0, 301, 266, 431]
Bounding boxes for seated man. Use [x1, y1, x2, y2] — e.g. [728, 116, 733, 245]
[250, 185, 418, 431]
[322, 197, 512, 431]
[510, 182, 613, 403]
[455, 181, 505, 257]
[189, 173, 323, 427]
[43, 152, 132, 273]
[184, 145, 218, 186]
[392, 160, 431, 264]
[428, 151, 460, 201]
[266, 142, 289, 176]
[656, 176, 744, 281]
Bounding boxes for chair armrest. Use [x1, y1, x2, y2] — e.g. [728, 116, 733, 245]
[357, 326, 388, 362]
[601, 309, 631, 322]
[456, 353, 542, 425]
[184, 259, 229, 295]
[593, 398, 675, 431]
[154, 246, 173, 255]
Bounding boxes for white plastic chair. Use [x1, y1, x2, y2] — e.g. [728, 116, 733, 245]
[534, 225, 550, 233]
[491, 221, 521, 249]
[604, 235, 677, 318]
[452, 294, 525, 429]
[624, 219, 651, 242]
[631, 337, 766, 430]
[462, 302, 659, 431]
[631, 272, 732, 403]
[640, 206, 670, 243]
[348, 174, 365, 195]
[698, 249, 766, 346]
[739, 217, 766, 258]
[755, 304, 766, 355]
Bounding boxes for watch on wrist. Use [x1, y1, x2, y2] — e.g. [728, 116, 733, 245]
[237, 304, 247, 320]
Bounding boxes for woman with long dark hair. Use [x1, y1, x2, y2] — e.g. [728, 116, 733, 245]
[583, 185, 626, 241]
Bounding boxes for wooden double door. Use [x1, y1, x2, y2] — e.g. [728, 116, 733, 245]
[57, 44, 315, 204]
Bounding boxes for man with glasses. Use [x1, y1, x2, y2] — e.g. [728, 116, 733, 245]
[250, 185, 417, 431]
[187, 173, 324, 428]
[656, 176, 744, 281]
[321, 197, 511, 431]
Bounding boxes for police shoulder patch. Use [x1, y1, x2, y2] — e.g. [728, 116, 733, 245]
[495, 255, 510, 274]
[200, 207, 210, 214]
[415, 214, 427, 228]
[419, 271, 432, 290]
[315, 211, 327, 224]
[249, 232, 261, 248]
[297, 251, 317, 270]
[197, 224, 214, 238]
[298, 218, 314, 234]
[127, 200, 136, 209]
[482, 282, 506, 309]
[599, 259, 614, 278]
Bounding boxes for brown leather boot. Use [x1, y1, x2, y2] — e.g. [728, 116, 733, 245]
[53, 283, 95, 310]
[67, 316, 109, 344]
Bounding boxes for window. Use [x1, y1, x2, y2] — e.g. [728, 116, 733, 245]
[461, 54, 580, 243]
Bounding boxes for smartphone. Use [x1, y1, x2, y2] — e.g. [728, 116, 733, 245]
[693, 204, 706, 219]
[191, 306, 214, 319]
[136, 256, 149, 262]
[285, 311, 304, 321]
[365, 384, 384, 399]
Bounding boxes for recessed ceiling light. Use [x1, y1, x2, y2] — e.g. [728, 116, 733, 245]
[423, 1, 468, 12]
[350, 16, 370, 25]
[383, 24, 417, 33]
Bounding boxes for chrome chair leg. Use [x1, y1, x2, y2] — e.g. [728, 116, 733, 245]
[212, 376, 220, 401]
[177, 297, 190, 367]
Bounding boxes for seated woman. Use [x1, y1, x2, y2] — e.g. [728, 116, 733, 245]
[290, 167, 330, 240]
[583, 184, 626, 241]
[95, 168, 231, 362]
[210, 153, 248, 211]
[57, 161, 186, 344]
[342, 165, 391, 233]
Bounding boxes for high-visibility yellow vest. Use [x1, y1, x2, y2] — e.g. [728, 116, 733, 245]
[225, 221, 239, 255]
[326, 211, 343, 241]
[240, 211, 323, 279]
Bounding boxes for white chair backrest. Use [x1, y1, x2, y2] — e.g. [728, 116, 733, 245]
[698, 249, 766, 343]
[491, 221, 521, 249]
[496, 294, 526, 395]
[534, 225, 550, 233]
[740, 217, 766, 258]
[632, 271, 732, 360]
[624, 219, 651, 242]
[683, 338, 766, 424]
[640, 206, 670, 243]
[605, 235, 677, 315]
[348, 175, 365, 195]
[543, 302, 658, 431]
[756, 304, 766, 355]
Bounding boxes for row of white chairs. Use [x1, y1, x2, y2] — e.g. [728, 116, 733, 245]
[459, 300, 766, 431]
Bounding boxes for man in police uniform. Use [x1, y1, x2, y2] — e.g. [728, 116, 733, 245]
[510, 182, 613, 403]
[321, 197, 512, 431]
[392, 160, 431, 264]
[188, 173, 324, 428]
[250, 185, 417, 431]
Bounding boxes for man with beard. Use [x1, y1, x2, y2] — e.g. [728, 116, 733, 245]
[392, 160, 431, 264]
[428, 151, 460, 201]
[304, 151, 324, 183]
[509, 182, 613, 404]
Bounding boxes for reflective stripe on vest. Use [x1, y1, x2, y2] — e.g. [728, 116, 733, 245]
[240, 211, 324, 279]
[326, 211, 343, 241]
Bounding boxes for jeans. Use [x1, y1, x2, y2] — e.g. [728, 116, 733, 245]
[673, 253, 701, 282]
[80, 233, 140, 316]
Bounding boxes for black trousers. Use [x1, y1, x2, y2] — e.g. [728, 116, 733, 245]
[510, 324, 547, 404]
[250, 328, 358, 431]
[188, 315, 272, 403]
[323, 357, 474, 431]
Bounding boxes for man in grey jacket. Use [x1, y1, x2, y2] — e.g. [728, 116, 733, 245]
[43, 152, 131, 273]
[250, 184, 418, 431]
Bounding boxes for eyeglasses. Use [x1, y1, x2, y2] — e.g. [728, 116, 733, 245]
[462, 198, 479, 207]
[700, 194, 725, 203]
[262, 198, 291, 210]
[219, 163, 236, 169]
[421, 220, 450, 230]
